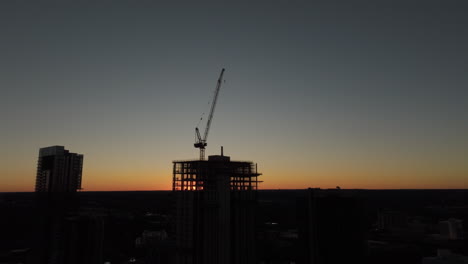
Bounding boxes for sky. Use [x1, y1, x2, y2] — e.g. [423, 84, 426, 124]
[1, 0, 467, 192]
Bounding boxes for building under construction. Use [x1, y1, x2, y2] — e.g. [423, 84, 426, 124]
[173, 150, 261, 264]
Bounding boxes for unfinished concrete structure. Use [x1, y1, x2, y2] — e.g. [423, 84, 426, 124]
[173, 151, 261, 264]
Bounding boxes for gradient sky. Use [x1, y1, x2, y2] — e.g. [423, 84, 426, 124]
[1, 0, 467, 192]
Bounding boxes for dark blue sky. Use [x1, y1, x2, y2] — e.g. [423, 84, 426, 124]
[1, 0, 467, 191]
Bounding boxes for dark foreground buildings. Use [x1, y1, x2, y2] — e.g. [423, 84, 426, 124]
[173, 152, 261, 264]
[297, 188, 367, 264]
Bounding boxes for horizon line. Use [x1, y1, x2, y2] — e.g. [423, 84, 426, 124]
[2, 188, 468, 194]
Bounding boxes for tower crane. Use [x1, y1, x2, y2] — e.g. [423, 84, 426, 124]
[194, 68, 225, 160]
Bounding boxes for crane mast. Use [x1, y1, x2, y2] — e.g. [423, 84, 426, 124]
[194, 68, 225, 160]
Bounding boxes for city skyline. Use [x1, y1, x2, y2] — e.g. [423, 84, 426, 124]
[1, 1, 468, 192]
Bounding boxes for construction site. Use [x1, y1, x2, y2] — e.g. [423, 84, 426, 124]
[172, 69, 262, 264]
[172, 152, 260, 192]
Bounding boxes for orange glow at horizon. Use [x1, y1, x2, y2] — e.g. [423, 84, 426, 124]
[1, 166, 467, 192]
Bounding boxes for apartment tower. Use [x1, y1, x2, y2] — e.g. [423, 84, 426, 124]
[35, 146, 83, 193]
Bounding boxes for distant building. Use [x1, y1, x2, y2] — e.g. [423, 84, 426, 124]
[440, 218, 464, 240]
[172, 152, 261, 264]
[136, 230, 174, 264]
[378, 210, 408, 231]
[423, 249, 468, 264]
[297, 188, 367, 264]
[35, 146, 83, 193]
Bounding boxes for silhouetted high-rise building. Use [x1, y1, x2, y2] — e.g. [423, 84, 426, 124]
[297, 188, 367, 264]
[33, 146, 86, 264]
[173, 152, 261, 264]
[35, 146, 83, 193]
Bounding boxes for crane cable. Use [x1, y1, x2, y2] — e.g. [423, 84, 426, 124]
[195, 79, 226, 130]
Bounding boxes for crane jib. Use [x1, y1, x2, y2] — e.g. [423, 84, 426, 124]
[194, 68, 225, 160]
